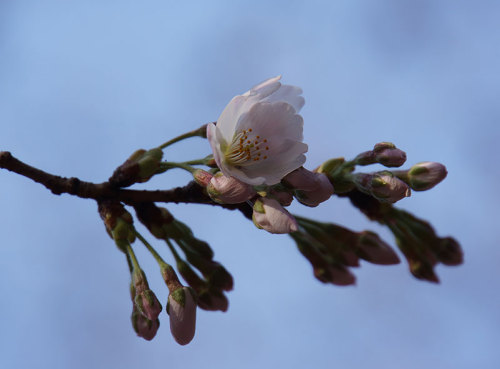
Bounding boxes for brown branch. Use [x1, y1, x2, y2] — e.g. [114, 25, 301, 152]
[0, 151, 252, 218]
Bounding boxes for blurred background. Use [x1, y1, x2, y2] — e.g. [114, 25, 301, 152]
[1, 1, 499, 368]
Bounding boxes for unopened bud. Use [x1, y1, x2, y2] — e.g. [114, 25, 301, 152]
[134, 290, 163, 321]
[269, 188, 294, 206]
[355, 172, 411, 203]
[110, 148, 163, 187]
[98, 201, 136, 252]
[131, 307, 160, 341]
[196, 289, 229, 312]
[409, 258, 439, 283]
[167, 287, 197, 345]
[407, 162, 447, 191]
[252, 197, 298, 234]
[356, 231, 400, 265]
[315, 157, 345, 176]
[436, 237, 463, 266]
[207, 172, 256, 204]
[192, 169, 213, 187]
[373, 142, 406, 167]
[294, 173, 334, 207]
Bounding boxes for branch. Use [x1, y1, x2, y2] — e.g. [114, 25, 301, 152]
[0, 151, 252, 218]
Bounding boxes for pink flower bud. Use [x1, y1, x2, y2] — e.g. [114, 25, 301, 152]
[371, 173, 410, 203]
[192, 169, 213, 187]
[134, 290, 163, 321]
[269, 189, 294, 206]
[207, 172, 256, 204]
[252, 198, 298, 234]
[295, 172, 334, 207]
[408, 162, 447, 191]
[283, 167, 319, 191]
[373, 143, 407, 167]
[167, 287, 197, 345]
[131, 307, 160, 341]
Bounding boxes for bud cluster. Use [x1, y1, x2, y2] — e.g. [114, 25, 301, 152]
[129, 271, 162, 341]
[290, 217, 400, 285]
[194, 166, 334, 235]
[135, 202, 233, 313]
[90, 120, 462, 347]
[384, 207, 462, 283]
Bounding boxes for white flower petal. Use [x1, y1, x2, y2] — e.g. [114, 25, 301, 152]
[262, 84, 305, 113]
[244, 75, 282, 98]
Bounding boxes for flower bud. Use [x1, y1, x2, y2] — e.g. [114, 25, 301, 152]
[356, 231, 400, 265]
[294, 173, 334, 207]
[134, 289, 163, 321]
[284, 167, 334, 207]
[315, 157, 345, 176]
[436, 237, 463, 266]
[269, 188, 294, 206]
[192, 169, 213, 187]
[409, 258, 439, 283]
[407, 162, 447, 191]
[355, 172, 411, 203]
[131, 306, 160, 341]
[98, 200, 136, 252]
[373, 142, 407, 167]
[252, 198, 298, 234]
[283, 167, 319, 191]
[196, 289, 229, 312]
[167, 287, 197, 345]
[131, 268, 163, 320]
[207, 172, 256, 204]
[109, 148, 163, 187]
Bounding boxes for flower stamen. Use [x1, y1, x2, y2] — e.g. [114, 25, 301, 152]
[224, 129, 270, 166]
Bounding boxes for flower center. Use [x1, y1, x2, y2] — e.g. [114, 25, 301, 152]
[224, 128, 270, 167]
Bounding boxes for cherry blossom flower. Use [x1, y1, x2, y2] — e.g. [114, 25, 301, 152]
[207, 76, 308, 186]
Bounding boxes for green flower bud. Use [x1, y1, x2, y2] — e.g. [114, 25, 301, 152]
[109, 148, 163, 187]
[98, 200, 135, 252]
[315, 157, 345, 176]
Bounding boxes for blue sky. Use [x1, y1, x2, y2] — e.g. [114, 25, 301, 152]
[1, 1, 499, 368]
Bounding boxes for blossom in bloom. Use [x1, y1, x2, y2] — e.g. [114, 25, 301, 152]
[252, 197, 298, 234]
[167, 287, 197, 345]
[207, 76, 308, 185]
[207, 172, 256, 204]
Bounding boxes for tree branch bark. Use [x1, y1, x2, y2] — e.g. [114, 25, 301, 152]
[0, 151, 252, 218]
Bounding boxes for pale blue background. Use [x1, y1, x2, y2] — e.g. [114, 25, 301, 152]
[1, 1, 499, 368]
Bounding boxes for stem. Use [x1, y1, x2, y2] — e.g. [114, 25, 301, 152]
[184, 155, 213, 166]
[157, 124, 208, 150]
[160, 162, 196, 173]
[134, 230, 170, 268]
[125, 244, 141, 271]
[165, 238, 182, 262]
